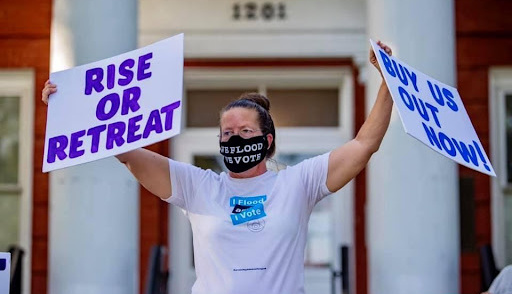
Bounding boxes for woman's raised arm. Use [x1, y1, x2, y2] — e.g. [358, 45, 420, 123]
[326, 41, 393, 192]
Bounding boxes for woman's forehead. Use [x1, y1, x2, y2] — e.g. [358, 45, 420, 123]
[220, 107, 259, 129]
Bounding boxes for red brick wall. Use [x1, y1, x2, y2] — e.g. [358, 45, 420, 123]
[0, 0, 53, 293]
[139, 141, 169, 294]
[456, 0, 512, 293]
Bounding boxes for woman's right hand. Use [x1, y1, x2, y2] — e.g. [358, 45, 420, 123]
[41, 79, 57, 105]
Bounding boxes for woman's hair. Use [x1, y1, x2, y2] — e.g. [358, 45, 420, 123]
[220, 92, 276, 158]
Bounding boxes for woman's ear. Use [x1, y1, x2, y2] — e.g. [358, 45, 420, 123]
[266, 133, 273, 149]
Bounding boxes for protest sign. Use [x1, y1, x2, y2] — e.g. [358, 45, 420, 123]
[370, 39, 495, 176]
[0, 252, 10, 293]
[43, 34, 184, 172]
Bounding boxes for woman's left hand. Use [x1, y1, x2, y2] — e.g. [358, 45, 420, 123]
[369, 40, 392, 76]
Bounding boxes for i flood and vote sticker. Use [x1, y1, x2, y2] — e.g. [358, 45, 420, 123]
[370, 39, 495, 177]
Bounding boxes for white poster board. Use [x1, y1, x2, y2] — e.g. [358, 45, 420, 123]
[43, 34, 184, 172]
[370, 39, 495, 176]
[0, 252, 10, 293]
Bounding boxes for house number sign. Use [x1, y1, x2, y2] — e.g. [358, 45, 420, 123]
[232, 2, 286, 21]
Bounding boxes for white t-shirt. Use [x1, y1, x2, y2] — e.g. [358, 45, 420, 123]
[165, 152, 332, 294]
[489, 265, 512, 294]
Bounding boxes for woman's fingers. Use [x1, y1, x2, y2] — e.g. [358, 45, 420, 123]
[377, 40, 392, 56]
[369, 40, 393, 76]
[42, 82, 57, 105]
[42, 88, 50, 105]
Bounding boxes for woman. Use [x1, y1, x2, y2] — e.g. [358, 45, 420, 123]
[42, 41, 393, 294]
[483, 265, 512, 294]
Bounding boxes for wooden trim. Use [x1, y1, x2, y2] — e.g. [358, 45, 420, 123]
[352, 65, 368, 294]
[185, 58, 353, 68]
[139, 140, 170, 294]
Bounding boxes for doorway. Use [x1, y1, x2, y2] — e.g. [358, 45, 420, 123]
[170, 66, 355, 294]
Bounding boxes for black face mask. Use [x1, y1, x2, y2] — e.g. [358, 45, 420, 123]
[219, 135, 268, 173]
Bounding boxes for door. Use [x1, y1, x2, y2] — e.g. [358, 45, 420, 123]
[169, 67, 355, 294]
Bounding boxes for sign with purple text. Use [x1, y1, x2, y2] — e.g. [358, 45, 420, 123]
[0, 252, 10, 293]
[43, 34, 184, 172]
[370, 39, 495, 176]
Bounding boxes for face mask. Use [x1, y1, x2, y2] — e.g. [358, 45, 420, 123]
[219, 135, 268, 173]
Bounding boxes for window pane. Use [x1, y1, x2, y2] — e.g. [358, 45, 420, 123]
[505, 195, 512, 264]
[194, 155, 226, 174]
[504, 94, 512, 264]
[507, 94, 512, 183]
[187, 88, 339, 128]
[187, 89, 257, 127]
[0, 96, 20, 184]
[0, 192, 20, 250]
[266, 89, 339, 127]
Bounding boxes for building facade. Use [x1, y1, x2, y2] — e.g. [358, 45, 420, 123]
[1, 0, 511, 293]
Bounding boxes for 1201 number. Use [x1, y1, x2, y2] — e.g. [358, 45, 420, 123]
[232, 2, 286, 21]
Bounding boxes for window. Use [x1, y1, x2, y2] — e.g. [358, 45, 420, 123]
[186, 88, 339, 128]
[490, 69, 512, 266]
[0, 70, 34, 294]
[0, 96, 21, 249]
[504, 93, 512, 264]
[506, 94, 512, 184]
[266, 89, 338, 127]
[187, 89, 257, 127]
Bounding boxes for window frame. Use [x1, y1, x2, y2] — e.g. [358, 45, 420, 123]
[0, 70, 35, 294]
[490, 68, 512, 267]
[183, 67, 354, 134]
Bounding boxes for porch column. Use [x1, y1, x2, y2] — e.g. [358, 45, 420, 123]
[49, 1, 139, 293]
[366, 1, 459, 293]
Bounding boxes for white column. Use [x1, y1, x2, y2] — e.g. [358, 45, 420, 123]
[49, 1, 139, 294]
[366, 1, 459, 294]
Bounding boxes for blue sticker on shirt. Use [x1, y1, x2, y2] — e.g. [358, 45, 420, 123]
[230, 203, 266, 225]
[230, 195, 267, 207]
